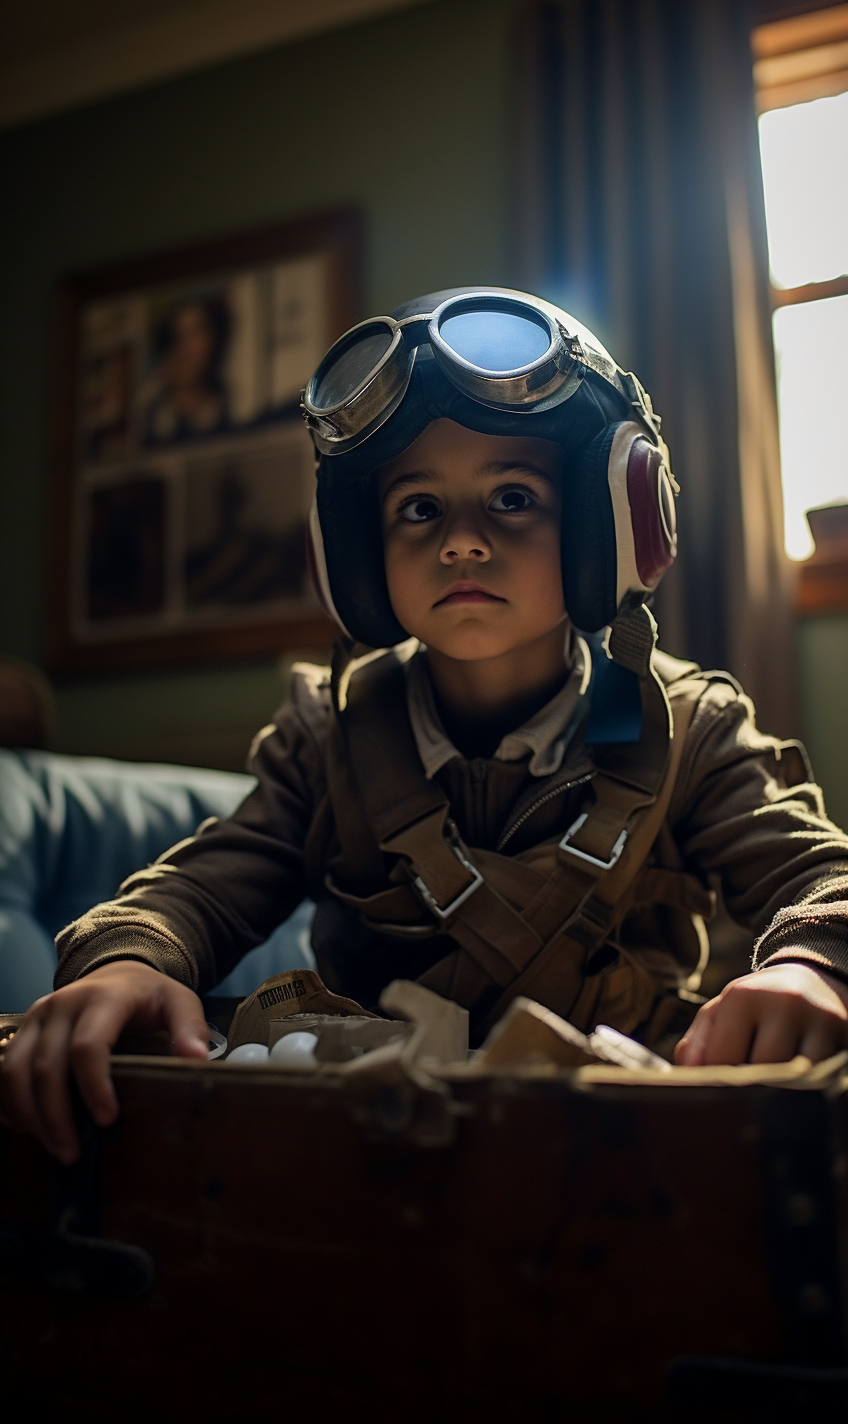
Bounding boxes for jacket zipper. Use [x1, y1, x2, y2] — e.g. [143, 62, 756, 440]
[496, 770, 595, 853]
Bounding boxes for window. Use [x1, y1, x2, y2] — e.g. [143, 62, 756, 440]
[753, 5, 848, 564]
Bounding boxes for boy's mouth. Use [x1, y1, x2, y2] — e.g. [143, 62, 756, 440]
[435, 581, 506, 607]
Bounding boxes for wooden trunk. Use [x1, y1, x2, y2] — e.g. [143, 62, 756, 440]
[2, 1036, 848, 1422]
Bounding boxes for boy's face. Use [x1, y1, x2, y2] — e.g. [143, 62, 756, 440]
[379, 419, 565, 662]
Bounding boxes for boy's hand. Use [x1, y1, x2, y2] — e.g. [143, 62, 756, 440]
[0, 961, 208, 1164]
[675, 962, 848, 1067]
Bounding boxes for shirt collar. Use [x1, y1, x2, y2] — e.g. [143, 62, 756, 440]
[405, 631, 592, 780]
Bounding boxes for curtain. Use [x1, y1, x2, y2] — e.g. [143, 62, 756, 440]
[512, 0, 799, 736]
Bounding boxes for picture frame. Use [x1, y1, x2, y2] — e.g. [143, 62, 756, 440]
[47, 209, 359, 674]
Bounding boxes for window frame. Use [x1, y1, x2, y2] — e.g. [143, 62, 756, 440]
[753, 5, 848, 614]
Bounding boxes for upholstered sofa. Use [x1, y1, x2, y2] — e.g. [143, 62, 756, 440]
[0, 749, 313, 1011]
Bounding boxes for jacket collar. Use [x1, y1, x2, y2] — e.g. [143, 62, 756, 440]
[405, 632, 592, 779]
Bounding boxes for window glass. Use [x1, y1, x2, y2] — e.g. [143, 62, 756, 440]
[758, 81, 848, 558]
[773, 294, 848, 558]
[759, 90, 848, 288]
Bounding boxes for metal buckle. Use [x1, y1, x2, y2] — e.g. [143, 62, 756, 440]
[559, 813, 628, 872]
[413, 843, 484, 921]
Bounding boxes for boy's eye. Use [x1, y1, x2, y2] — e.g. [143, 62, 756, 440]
[489, 486, 536, 513]
[399, 495, 442, 523]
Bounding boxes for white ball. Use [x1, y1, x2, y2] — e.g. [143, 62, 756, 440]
[269, 1031, 318, 1065]
[227, 1042, 270, 1063]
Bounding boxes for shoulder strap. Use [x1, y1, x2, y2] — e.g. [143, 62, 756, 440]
[333, 648, 546, 994]
[470, 687, 698, 1038]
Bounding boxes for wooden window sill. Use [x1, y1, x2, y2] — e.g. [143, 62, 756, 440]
[796, 553, 848, 616]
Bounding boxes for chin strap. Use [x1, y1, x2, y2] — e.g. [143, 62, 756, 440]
[607, 597, 658, 679]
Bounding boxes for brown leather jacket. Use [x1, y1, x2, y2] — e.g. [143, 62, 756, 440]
[55, 648, 848, 1041]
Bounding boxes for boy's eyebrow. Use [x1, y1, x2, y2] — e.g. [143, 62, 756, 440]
[381, 459, 555, 499]
[481, 459, 556, 484]
[381, 469, 440, 498]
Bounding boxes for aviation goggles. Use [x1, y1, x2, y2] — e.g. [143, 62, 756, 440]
[301, 290, 634, 457]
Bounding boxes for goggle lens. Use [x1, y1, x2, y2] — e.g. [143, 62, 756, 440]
[312, 326, 395, 410]
[437, 308, 551, 372]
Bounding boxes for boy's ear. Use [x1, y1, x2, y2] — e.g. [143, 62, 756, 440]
[561, 425, 619, 633]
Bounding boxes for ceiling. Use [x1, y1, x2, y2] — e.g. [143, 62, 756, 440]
[6, 0, 844, 134]
[1, 1, 185, 66]
[0, 0, 431, 130]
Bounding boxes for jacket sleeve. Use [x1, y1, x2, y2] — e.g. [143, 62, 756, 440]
[54, 670, 331, 995]
[666, 676, 848, 983]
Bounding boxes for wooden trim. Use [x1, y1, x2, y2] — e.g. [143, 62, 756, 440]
[797, 557, 848, 615]
[753, 3, 848, 107]
[756, 64, 848, 109]
[771, 274, 848, 307]
[755, 35, 848, 82]
[46, 208, 360, 677]
[59, 208, 361, 310]
[49, 616, 337, 677]
[752, 3, 848, 59]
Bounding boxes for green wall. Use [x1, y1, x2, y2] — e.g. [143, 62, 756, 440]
[797, 614, 848, 832]
[0, 0, 514, 768]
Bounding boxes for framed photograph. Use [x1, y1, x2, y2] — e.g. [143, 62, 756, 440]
[47, 209, 359, 673]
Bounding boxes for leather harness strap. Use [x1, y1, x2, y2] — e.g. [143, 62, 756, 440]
[329, 649, 545, 986]
[632, 866, 715, 918]
[471, 689, 698, 1036]
[326, 646, 700, 1024]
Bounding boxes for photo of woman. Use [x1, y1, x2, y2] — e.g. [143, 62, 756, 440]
[143, 293, 232, 446]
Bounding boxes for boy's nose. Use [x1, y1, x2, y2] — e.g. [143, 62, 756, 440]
[439, 517, 491, 564]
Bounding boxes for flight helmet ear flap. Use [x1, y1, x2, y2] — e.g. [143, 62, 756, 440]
[561, 424, 619, 632]
[562, 421, 678, 633]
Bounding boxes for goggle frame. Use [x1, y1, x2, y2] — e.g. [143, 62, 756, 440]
[302, 291, 593, 455]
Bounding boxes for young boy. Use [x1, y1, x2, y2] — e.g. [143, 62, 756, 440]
[4, 287, 848, 1165]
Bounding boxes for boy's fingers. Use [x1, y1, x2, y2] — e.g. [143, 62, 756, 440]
[68, 1000, 125, 1131]
[799, 1024, 840, 1063]
[163, 987, 210, 1059]
[4, 1013, 78, 1160]
[0, 966, 209, 1165]
[30, 1013, 80, 1162]
[68, 984, 207, 1139]
[748, 1015, 802, 1065]
[696, 992, 756, 1066]
[677, 970, 848, 1070]
[674, 1002, 716, 1065]
[0, 1017, 46, 1135]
